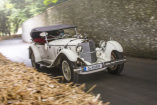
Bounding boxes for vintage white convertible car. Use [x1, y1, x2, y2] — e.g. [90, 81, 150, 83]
[29, 25, 126, 82]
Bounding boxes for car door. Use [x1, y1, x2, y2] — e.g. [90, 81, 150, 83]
[37, 44, 56, 62]
[47, 45, 56, 61]
[36, 45, 49, 60]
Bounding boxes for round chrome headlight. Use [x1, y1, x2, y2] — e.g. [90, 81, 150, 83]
[76, 45, 83, 53]
[99, 40, 106, 48]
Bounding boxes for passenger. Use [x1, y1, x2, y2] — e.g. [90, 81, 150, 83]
[57, 29, 64, 37]
[33, 32, 46, 44]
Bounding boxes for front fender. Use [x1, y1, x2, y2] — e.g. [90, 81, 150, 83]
[59, 49, 79, 62]
[104, 41, 123, 61]
[52, 49, 79, 67]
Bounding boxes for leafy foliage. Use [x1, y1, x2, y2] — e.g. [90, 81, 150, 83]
[44, 0, 67, 7]
[0, 0, 67, 36]
[9, 0, 47, 33]
[44, 0, 58, 6]
[0, 0, 12, 36]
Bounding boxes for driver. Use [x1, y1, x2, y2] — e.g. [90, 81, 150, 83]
[57, 29, 64, 37]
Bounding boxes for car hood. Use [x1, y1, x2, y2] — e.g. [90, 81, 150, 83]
[48, 38, 84, 46]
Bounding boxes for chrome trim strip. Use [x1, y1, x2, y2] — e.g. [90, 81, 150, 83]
[74, 68, 83, 72]
[77, 67, 106, 75]
[74, 58, 126, 74]
[80, 51, 96, 54]
[49, 45, 76, 46]
[104, 59, 126, 67]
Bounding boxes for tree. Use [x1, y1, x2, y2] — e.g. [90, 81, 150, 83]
[9, 0, 47, 33]
[44, 0, 58, 6]
[0, 0, 12, 36]
[0, 0, 67, 35]
[43, 0, 67, 7]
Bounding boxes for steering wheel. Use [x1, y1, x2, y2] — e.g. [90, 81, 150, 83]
[63, 33, 72, 38]
[47, 35, 56, 40]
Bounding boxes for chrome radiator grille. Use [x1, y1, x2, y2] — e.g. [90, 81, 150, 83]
[79, 40, 97, 63]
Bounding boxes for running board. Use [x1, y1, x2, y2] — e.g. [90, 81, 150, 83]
[38, 61, 51, 66]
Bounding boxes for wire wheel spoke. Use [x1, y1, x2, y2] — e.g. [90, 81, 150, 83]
[31, 54, 35, 67]
[109, 52, 117, 70]
[62, 60, 71, 81]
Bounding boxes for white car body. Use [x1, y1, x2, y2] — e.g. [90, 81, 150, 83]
[29, 25, 126, 82]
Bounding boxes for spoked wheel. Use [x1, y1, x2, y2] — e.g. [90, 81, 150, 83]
[30, 50, 40, 70]
[60, 56, 73, 82]
[107, 50, 124, 74]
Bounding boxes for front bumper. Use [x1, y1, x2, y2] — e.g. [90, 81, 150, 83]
[74, 58, 126, 74]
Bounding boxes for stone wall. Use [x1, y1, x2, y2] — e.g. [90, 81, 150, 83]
[22, 0, 157, 59]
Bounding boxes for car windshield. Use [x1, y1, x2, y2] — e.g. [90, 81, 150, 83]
[32, 28, 80, 44]
[47, 28, 76, 39]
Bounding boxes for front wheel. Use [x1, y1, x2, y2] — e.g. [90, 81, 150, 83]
[107, 50, 124, 74]
[30, 50, 40, 70]
[60, 56, 74, 82]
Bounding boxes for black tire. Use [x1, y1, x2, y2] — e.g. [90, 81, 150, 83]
[30, 50, 40, 70]
[107, 50, 124, 74]
[60, 56, 74, 82]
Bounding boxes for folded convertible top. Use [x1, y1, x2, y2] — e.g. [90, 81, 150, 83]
[30, 24, 76, 36]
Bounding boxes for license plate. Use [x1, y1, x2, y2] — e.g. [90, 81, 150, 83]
[84, 64, 103, 71]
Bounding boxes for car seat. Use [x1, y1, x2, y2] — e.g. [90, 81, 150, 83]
[33, 37, 46, 44]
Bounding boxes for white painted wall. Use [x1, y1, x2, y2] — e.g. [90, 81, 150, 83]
[22, 13, 47, 42]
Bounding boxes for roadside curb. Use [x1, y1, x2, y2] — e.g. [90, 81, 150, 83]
[0, 34, 21, 41]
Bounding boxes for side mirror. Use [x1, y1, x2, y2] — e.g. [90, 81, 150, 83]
[74, 35, 77, 38]
[73, 34, 83, 39]
[40, 32, 48, 37]
[84, 33, 88, 39]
